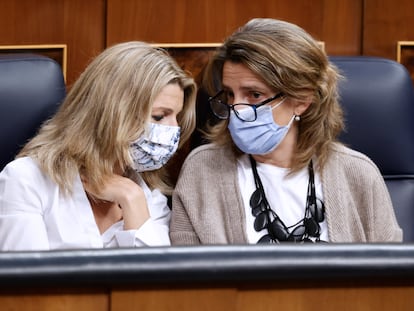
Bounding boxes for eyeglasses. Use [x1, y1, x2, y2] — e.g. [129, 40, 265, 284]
[208, 90, 284, 122]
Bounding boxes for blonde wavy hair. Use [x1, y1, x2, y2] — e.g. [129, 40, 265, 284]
[203, 18, 344, 173]
[18, 41, 196, 195]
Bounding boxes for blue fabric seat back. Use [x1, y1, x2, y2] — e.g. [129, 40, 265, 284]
[0, 54, 66, 170]
[331, 56, 414, 242]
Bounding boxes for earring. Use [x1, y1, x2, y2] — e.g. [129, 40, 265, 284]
[294, 115, 301, 121]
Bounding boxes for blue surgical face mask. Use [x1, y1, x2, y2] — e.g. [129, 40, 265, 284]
[129, 123, 180, 172]
[228, 98, 295, 155]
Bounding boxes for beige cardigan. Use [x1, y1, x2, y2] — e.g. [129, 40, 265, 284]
[170, 143, 403, 244]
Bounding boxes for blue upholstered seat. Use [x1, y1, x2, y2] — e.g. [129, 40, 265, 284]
[331, 56, 414, 242]
[0, 54, 66, 170]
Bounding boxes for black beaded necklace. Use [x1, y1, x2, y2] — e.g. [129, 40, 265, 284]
[249, 155, 325, 243]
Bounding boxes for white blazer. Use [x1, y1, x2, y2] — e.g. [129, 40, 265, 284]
[0, 157, 171, 251]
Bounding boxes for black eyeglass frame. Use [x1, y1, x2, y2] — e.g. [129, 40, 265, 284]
[208, 90, 285, 122]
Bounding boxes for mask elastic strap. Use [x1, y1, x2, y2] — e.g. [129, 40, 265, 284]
[287, 114, 296, 127]
[271, 96, 287, 110]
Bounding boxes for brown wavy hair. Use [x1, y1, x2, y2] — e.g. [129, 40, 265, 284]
[203, 18, 344, 173]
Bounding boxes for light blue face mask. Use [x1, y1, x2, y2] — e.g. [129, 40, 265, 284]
[129, 123, 180, 172]
[228, 98, 295, 155]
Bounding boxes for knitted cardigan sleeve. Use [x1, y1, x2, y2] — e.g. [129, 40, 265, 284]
[323, 144, 403, 242]
[170, 142, 402, 244]
[170, 144, 247, 245]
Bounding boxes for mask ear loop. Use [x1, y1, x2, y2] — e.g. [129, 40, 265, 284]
[270, 96, 287, 110]
[285, 114, 297, 127]
[270, 96, 298, 126]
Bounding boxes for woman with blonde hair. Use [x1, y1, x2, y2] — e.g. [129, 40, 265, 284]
[170, 18, 402, 244]
[0, 41, 196, 250]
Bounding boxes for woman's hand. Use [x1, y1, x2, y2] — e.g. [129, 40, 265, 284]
[82, 175, 150, 230]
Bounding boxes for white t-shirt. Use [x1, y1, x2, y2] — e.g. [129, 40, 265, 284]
[0, 157, 171, 251]
[236, 154, 329, 243]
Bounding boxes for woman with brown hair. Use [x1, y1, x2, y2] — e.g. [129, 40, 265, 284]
[170, 18, 402, 244]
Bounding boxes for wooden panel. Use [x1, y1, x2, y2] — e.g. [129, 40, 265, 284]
[364, 0, 414, 60]
[238, 285, 414, 311]
[397, 41, 414, 85]
[110, 284, 414, 311]
[61, 0, 106, 86]
[0, 0, 65, 42]
[0, 0, 106, 86]
[0, 289, 108, 311]
[107, 0, 362, 56]
[321, 0, 363, 55]
[0, 284, 413, 311]
[111, 287, 238, 311]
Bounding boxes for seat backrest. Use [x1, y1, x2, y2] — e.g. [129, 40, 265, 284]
[0, 54, 66, 170]
[330, 56, 414, 242]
